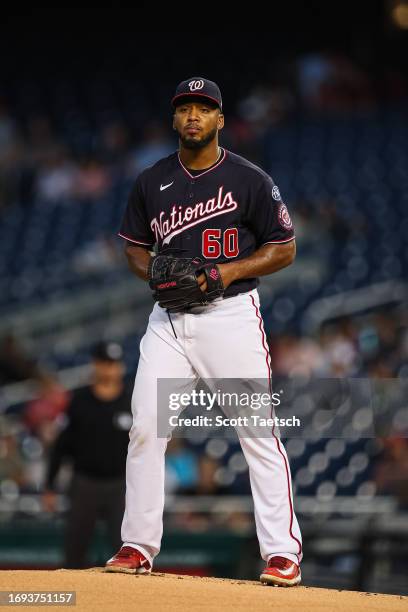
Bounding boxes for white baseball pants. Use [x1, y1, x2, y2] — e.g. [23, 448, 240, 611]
[121, 288, 302, 567]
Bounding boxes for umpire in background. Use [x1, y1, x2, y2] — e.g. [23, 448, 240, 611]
[43, 341, 132, 568]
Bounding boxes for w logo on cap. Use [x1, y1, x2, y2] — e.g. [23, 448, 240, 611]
[188, 80, 204, 91]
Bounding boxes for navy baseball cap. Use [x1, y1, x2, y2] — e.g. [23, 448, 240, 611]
[172, 77, 222, 111]
[92, 341, 123, 362]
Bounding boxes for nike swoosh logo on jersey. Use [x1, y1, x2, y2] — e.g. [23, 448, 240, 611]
[160, 181, 174, 191]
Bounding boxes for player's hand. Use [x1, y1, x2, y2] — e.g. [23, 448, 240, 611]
[197, 272, 208, 292]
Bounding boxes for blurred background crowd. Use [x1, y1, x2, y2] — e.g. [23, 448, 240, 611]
[0, 0, 407, 595]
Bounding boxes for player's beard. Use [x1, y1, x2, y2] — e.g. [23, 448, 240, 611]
[178, 127, 218, 150]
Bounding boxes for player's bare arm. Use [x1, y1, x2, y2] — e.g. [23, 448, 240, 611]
[199, 241, 296, 292]
[124, 244, 151, 280]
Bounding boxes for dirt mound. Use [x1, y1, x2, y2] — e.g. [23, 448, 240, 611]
[0, 569, 406, 611]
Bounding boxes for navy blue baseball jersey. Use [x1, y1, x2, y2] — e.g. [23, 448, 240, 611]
[119, 147, 295, 297]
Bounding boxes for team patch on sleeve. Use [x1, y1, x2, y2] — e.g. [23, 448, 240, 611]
[272, 186, 281, 201]
[278, 203, 293, 230]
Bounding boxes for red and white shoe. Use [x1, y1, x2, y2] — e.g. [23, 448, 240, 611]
[260, 555, 301, 587]
[105, 546, 152, 574]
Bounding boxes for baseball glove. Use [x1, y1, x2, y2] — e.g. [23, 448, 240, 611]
[148, 255, 225, 312]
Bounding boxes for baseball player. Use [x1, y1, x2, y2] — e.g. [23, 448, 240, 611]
[105, 78, 302, 586]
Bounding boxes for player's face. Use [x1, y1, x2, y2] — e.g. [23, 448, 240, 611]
[93, 360, 124, 385]
[173, 101, 224, 149]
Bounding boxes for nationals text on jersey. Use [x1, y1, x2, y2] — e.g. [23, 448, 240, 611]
[151, 186, 238, 245]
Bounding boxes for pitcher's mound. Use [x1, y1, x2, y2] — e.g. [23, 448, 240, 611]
[0, 569, 406, 611]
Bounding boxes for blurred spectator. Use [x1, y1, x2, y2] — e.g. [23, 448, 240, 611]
[0, 417, 27, 487]
[288, 204, 324, 247]
[372, 313, 399, 359]
[196, 456, 223, 495]
[168, 454, 229, 531]
[270, 333, 325, 377]
[0, 101, 19, 159]
[99, 121, 131, 168]
[35, 146, 77, 202]
[71, 236, 123, 276]
[270, 309, 406, 379]
[18, 116, 58, 204]
[320, 54, 374, 112]
[165, 438, 199, 494]
[297, 53, 333, 108]
[43, 341, 132, 569]
[374, 437, 408, 510]
[366, 358, 395, 379]
[220, 116, 259, 164]
[24, 373, 70, 448]
[319, 325, 358, 376]
[0, 334, 40, 385]
[238, 85, 295, 130]
[236, 84, 295, 165]
[25, 116, 59, 167]
[0, 100, 23, 209]
[319, 203, 352, 244]
[128, 121, 173, 177]
[72, 158, 111, 200]
[297, 52, 375, 112]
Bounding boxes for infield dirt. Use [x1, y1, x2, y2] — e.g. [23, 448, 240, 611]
[0, 569, 406, 611]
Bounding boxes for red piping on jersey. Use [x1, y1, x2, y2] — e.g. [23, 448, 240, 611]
[118, 232, 153, 247]
[262, 236, 296, 245]
[177, 148, 227, 180]
[250, 294, 302, 562]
